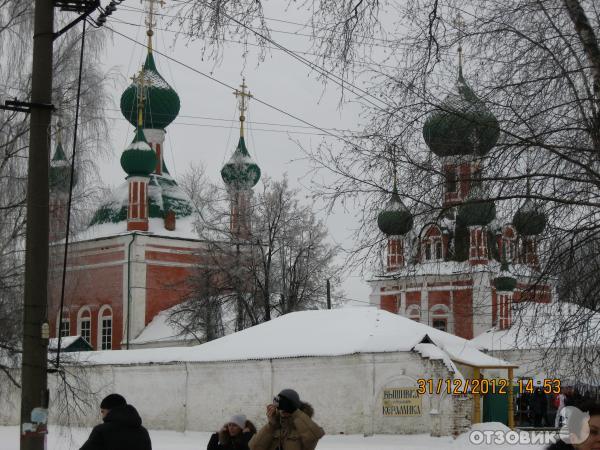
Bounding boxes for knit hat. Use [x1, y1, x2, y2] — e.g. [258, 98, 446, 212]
[277, 389, 301, 413]
[228, 414, 246, 429]
[100, 394, 127, 410]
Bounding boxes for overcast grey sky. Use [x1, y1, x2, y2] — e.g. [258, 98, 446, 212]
[97, 1, 380, 305]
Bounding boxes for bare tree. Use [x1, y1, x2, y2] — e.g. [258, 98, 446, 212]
[168, 0, 600, 382]
[170, 170, 340, 341]
[0, 0, 110, 398]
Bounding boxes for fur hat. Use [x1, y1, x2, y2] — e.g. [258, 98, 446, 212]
[228, 414, 246, 429]
[277, 389, 301, 413]
[100, 394, 127, 410]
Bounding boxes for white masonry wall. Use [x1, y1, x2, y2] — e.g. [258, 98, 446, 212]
[0, 352, 472, 436]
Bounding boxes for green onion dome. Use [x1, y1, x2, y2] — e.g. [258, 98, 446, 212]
[377, 187, 413, 236]
[120, 52, 180, 130]
[494, 260, 517, 292]
[512, 199, 546, 236]
[457, 187, 496, 227]
[50, 141, 75, 192]
[120, 127, 157, 177]
[221, 136, 261, 189]
[423, 70, 500, 158]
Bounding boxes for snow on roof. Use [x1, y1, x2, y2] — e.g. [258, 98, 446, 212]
[470, 302, 600, 351]
[74, 215, 199, 242]
[71, 308, 513, 369]
[48, 336, 84, 350]
[130, 308, 198, 345]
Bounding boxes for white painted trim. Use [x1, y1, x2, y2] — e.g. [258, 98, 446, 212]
[98, 305, 113, 350]
[76, 306, 92, 344]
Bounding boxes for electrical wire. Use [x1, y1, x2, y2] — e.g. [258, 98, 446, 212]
[99, 22, 371, 152]
[55, 19, 87, 368]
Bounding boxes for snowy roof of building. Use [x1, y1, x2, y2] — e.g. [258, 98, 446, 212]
[371, 260, 542, 281]
[75, 215, 200, 242]
[72, 308, 514, 369]
[470, 302, 600, 351]
[82, 172, 198, 241]
[130, 308, 199, 345]
[48, 336, 92, 351]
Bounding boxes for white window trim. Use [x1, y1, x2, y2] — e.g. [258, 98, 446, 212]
[77, 306, 92, 345]
[430, 304, 451, 332]
[97, 305, 113, 350]
[56, 311, 70, 337]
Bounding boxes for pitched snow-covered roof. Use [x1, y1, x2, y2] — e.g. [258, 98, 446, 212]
[470, 302, 600, 351]
[73, 308, 513, 369]
[130, 308, 198, 346]
[49, 336, 80, 350]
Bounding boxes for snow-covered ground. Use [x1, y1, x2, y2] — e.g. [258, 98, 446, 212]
[1, 424, 548, 450]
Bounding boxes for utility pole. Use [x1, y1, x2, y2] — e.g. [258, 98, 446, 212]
[326, 279, 331, 309]
[20, 0, 54, 449]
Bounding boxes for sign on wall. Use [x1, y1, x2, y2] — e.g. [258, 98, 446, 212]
[382, 387, 422, 416]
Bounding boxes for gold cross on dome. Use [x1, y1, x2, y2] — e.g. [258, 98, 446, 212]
[234, 78, 253, 138]
[452, 12, 466, 70]
[142, 0, 165, 52]
[131, 68, 147, 127]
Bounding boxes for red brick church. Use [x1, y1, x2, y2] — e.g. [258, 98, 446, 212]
[369, 58, 551, 339]
[48, 32, 260, 350]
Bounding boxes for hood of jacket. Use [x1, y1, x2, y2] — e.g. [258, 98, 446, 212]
[299, 402, 314, 418]
[103, 405, 143, 428]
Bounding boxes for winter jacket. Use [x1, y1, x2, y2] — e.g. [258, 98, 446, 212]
[249, 403, 325, 450]
[546, 441, 575, 450]
[79, 405, 152, 450]
[207, 421, 256, 450]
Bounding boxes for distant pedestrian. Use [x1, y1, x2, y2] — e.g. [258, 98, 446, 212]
[555, 391, 567, 427]
[532, 388, 548, 427]
[79, 393, 152, 450]
[249, 388, 324, 450]
[207, 414, 256, 450]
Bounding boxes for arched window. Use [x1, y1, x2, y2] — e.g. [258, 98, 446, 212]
[421, 225, 443, 262]
[98, 305, 112, 350]
[77, 307, 92, 346]
[57, 311, 70, 337]
[430, 305, 450, 332]
[406, 305, 421, 322]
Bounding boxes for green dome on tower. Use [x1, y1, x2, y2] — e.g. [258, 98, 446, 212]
[50, 141, 75, 192]
[120, 52, 180, 130]
[377, 187, 413, 236]
[221, 136, 261, 190]
[512, 199, 546, 236]
[423, 69, 500, 158]
[120, 127, 157, 177]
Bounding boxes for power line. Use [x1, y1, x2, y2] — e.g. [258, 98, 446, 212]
[110, 3, 394, 112]
[99, 23, 371, 152]
[109, 16, 402, 71]
[102, 115, 349, 136]
[117, 3, 404, 47]
[99, 106, 358, 133]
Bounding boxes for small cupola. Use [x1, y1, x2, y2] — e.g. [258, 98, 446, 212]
[377, 185, 413, 236]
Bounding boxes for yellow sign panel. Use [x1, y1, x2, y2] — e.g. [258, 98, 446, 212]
[382, 387, 422, 416]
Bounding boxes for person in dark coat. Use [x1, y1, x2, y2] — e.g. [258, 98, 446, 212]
[79, 393, 152, 450]
[207, 414, 256, 450]
[532, 387, 548, 427]
[546, 402, 600, 450]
